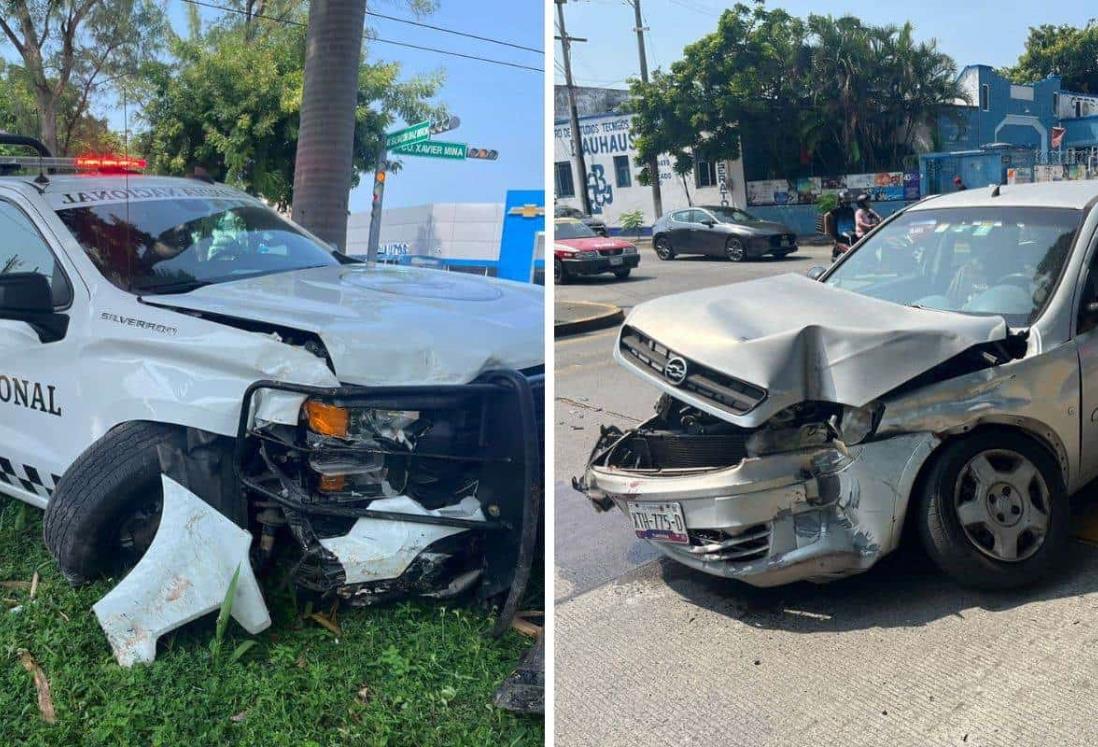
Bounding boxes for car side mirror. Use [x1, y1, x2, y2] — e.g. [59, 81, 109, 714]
[806, 265, 827, 281]
[0, 272, 68, 343]
[701, 219, 716, 227]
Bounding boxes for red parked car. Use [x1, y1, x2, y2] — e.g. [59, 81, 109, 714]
[554, 218, 640, 284]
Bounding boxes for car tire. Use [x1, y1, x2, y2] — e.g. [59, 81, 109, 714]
[43, 421, 242, 584]
[916, 430, 1069, 590]
[613, 268, 631, 279]
[654, 237, 675, 260]
[725, 238, 747, 262]
[554, 258, 568, 285]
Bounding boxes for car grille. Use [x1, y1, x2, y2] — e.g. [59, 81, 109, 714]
[683, 524, 771, 562]
[598, 248, 623, 256]
[619, 327, 767, 416]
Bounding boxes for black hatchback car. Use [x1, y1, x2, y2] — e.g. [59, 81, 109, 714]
[651, 205, 797, 262]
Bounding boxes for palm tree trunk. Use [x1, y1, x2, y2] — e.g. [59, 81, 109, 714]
[291, 0, 368, 250]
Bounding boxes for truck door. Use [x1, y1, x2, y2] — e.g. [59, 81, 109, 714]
[0, 196, 81, 506]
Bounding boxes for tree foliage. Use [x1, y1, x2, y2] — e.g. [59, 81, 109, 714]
[137, 4, 445, 210]
[628, 1, 963, 180]
[0, 0, 165, 155]
[1005, 22, 1098, 94]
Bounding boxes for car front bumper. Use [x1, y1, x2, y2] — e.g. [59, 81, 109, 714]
[561, 254, 640, 275]
[748, 238, 798, 257]
[581, 432, 937, 587]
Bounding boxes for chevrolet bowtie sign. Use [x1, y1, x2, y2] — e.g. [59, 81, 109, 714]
[508, 204, 545, 219]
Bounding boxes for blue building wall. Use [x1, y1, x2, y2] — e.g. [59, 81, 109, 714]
[1064, 115, 1098, 147]
[937, 65, 1098, 152]
[748, 201, 913, 237]
[938, 66, 1060, 151]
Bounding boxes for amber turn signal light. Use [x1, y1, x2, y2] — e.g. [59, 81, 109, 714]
[304, 400, 349, 438]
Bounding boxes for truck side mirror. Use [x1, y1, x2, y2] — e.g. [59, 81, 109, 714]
[0, 272, 68, 343]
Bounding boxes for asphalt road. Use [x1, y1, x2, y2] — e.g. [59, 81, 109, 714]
[553, 241, 1098, 745]
[554, 240, 833, 602]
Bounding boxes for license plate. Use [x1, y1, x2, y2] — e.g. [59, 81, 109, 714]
[609, 256, 624, 266]
[628, 501, 689, 544]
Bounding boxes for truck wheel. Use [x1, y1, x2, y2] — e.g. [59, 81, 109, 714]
[654, 237, 675, 260]
[43, 422, 242, 584]
[916, 431, 1069, 590]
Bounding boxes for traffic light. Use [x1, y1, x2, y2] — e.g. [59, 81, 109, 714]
[466, 147, 499, 161]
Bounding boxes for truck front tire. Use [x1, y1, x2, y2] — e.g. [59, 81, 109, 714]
[43, 421, 244, 585]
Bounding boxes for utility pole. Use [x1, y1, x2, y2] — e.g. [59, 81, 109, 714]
[555, 0, 593, 215]
[629, 0, 662, 220]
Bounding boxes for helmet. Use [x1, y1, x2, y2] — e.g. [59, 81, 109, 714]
[856, 192, 870, 204]
[838, 189, 855, 204]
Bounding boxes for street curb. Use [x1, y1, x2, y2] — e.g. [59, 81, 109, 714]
[554, 302, 624, 338]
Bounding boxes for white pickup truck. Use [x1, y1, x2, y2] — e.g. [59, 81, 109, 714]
[0, 138, 544, 618]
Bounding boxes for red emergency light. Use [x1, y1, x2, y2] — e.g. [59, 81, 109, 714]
[74, 154, 147, 172]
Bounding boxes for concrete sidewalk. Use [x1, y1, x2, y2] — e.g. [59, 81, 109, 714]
[556, 543, 1098, 746]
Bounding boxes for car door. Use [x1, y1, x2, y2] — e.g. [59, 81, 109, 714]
[691, 209, 722, 255]
[667, 210, 696, 254]
[0, 193, 83, 506]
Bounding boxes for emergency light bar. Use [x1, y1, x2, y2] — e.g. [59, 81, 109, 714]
[73, 154, 147, 171]
[0, 154, 147, 174]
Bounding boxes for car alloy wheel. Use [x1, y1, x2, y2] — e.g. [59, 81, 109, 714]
[952, 448, 1050, 563]
[725, 238, 746, 262]
[654, 238, 674, 260]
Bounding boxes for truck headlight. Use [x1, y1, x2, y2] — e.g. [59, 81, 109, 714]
[303, 400, 423, 449]
[622, 245, 637, 254]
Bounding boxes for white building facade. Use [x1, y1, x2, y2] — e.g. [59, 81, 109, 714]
[346, 202, 504, 269]
[553, 112, 746, 229]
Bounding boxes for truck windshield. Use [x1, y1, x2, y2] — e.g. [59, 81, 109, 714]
[55, 196, 340, 294]
[824, 206, 1082, 326]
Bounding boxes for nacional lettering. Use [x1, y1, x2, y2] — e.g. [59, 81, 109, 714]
[0, 375, 62, 417]
[52, 184, 253, 208]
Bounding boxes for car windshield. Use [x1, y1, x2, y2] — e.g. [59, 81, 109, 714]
[55, 196, 340, 294]
[825, 206, 1082, 326]
[708, 207, 757, 224]
[556, 220, 597, 239]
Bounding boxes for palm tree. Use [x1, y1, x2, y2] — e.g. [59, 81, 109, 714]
[290, 0, 368, 250]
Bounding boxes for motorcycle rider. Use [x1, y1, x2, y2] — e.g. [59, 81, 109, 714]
[824, 189, 857, 260]
[855, 192, 882, 239]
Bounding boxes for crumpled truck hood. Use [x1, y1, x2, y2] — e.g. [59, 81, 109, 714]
[617, 273, 1010, 427]
[147, 263, 544, 386]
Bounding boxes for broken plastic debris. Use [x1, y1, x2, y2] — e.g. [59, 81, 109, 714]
[92, 475, 271, 667]
[319, 495, 484, 585]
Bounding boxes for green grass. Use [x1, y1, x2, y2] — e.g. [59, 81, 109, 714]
[0, 497, 543, 746]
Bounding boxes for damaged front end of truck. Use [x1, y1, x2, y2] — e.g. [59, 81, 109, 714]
[575, 273, 1040, 587]
[237, 369, 544, 615]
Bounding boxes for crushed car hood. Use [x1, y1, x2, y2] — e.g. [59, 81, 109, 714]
[617, 273, 1011, 426]
[147, 264, 544, 386]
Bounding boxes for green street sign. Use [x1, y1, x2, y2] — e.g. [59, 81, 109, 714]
[385, 120, 430, 150]
[392, 140, 468, 160]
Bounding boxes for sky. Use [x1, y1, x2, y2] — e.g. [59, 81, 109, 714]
[2, 0, 545, 212]
[556, 0, 1097, 93]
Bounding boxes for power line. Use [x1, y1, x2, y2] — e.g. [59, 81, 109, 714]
[177, 0, 542, 73]
[366, 11, 541, 55]
[365, 35, 542, 72]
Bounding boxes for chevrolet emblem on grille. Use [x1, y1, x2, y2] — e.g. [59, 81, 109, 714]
[663, 355, 688, 385]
